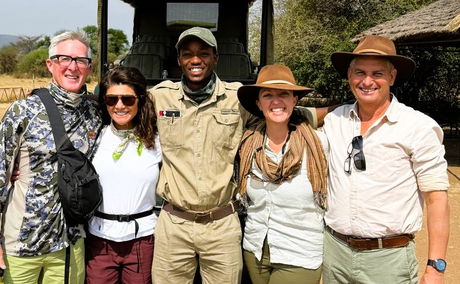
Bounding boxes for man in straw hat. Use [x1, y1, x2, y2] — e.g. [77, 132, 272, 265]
[149, 27, 326, 283]
[322, 35, 450, 283]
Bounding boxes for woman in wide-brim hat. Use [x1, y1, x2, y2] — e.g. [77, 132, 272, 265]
[237, 64, 328, 284]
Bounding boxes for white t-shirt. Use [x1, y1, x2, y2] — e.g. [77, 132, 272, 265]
[88, 125, 162, 242]
[243, 131, 327, 270]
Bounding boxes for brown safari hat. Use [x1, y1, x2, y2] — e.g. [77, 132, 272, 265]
[238, 64, 312, 118]
[331, 35, 416, 85]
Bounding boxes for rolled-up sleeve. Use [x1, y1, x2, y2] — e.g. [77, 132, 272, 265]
[411, 120, 449, 192]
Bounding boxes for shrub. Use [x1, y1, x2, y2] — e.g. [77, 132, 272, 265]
[15, 48, 49, 77]
[0, 46, 18, 74]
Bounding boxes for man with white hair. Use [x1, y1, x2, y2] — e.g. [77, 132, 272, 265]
[322, 35, 449, 284]
[0, 31, 102, 283]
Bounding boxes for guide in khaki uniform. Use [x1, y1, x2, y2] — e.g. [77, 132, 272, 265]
[149, 27, 317, 283]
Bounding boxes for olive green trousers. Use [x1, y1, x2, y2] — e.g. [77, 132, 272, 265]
[244, 239, 322, 284]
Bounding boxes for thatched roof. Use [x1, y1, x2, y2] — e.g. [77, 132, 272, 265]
[354, 0, 460, 45]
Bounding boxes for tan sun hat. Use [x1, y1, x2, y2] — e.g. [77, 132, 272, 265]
[238, 64, 313, 118]
[331, 35, 416, 85]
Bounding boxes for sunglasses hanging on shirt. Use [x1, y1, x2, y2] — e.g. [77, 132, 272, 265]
[344, 135, 366, 174]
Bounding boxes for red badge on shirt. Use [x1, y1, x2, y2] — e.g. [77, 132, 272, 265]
[88, 130, 96, 140]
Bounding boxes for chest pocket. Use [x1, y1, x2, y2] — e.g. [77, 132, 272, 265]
[211, 113, 241, 149]
[157, 116, 184, 148]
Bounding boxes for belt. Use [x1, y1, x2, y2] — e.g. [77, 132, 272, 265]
[162, 200, 240, 224]
[326, 226, 414, 251]
[95, 208, 157, 237]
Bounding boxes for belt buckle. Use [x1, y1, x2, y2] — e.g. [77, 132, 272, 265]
[348, 236, 380, 250]
[117, 215, 130, 222]
[194, 212, 212, 223]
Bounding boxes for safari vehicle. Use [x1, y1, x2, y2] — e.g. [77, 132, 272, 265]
[99, 0, 275, 85]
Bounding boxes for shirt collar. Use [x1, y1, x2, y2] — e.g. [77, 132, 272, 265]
[348, 94, 400, 123]
[384, 94, 400, 123]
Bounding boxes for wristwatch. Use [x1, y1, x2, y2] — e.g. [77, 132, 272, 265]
[427, 259, 447, 272]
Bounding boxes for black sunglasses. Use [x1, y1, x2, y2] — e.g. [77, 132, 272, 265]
[344, 135, 366, 174]
[104, 95, 137, 106]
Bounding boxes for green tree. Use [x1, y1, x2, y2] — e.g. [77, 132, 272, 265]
[15, 48, 49, 77]
[82, 25, 129, 59]
[0, 45, 19, 74]
[82, 25, 99, 56]
[108, 28, 129, 56]
[36, 36, 51, 50]
[10, 35, 42, 56]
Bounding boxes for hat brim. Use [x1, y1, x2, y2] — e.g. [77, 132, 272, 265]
[238, 83, 313, 118]
[331, 52, 416, 86]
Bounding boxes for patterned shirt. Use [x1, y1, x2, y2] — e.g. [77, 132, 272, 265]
[0, 83, 102, 256]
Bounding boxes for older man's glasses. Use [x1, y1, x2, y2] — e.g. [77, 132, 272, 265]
[50, 54, 92, 68]
[344, 135, 366, 174]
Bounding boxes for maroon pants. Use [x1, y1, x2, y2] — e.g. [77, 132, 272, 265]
[86, 233, 154, 284]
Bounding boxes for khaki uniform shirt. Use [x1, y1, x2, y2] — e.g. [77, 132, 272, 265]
[150, 76, 316, 211]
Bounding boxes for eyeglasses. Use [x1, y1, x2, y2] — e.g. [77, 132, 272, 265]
[344, 135, 366, 174]
[104, 95, 137, 106]
[49, 54, 92, 68]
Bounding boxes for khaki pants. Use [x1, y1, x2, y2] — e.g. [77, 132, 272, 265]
[152, 210, 243, 284]
[323, 229, 418, 284]
[244, 239, 322, 284]
[3, 238, 85, 284]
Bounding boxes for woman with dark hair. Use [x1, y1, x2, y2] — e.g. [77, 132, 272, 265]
[237, 64, 328, 284]
[86, 66, 161, 284]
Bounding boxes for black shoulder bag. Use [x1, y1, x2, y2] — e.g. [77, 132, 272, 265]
[36, 89, 103, 226]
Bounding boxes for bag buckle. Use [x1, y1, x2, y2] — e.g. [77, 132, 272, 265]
[117, 215, 131, 222]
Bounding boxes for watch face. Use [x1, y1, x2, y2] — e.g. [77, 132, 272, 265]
[436, 259, 447, 271]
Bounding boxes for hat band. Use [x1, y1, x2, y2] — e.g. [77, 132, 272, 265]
[356, 48, 391, 56]
[260, 80, 295, 85]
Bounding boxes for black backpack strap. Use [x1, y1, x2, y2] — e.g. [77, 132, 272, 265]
[64, 246, 70, 284]
[35, 88, 70, 149]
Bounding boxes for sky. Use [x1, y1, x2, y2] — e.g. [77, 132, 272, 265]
[0, 0, 134, 43]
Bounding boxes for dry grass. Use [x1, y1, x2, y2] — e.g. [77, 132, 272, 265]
[0, 74, 99, 117]
[0, 74, 98, 92]
[0, 74, 50, 90]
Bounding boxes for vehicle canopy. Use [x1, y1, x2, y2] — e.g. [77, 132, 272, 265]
[101, 0, 274, 85]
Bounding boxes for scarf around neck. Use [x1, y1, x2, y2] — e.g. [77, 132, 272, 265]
[110, 123, 143, 161]
[49, 81, 86, 108]
[181, 72, 217, 104]
[238, 120, 328, 210]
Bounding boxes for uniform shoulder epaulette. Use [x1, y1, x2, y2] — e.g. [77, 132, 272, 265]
[151, 80, 180, 91]
[222, 81, 243, 91]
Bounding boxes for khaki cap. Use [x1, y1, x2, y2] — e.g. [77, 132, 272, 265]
[175, 27, 217, 50]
